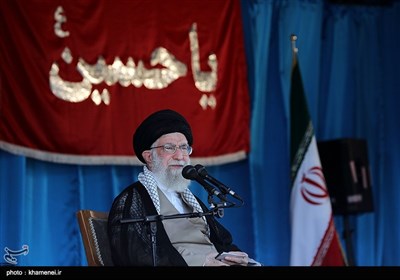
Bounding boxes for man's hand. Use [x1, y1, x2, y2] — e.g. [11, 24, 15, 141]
[203, 252, 229, 266]
[203, 251, 249, 266]
[217, 251, 249, 266]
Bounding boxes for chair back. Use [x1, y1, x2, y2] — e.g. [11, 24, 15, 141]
[76, 209, 113, 266]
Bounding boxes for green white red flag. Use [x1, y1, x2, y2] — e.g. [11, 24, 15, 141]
[289, 39, 346, 266]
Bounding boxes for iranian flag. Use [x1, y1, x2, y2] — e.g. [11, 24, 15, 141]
[289, 40, 346, 266]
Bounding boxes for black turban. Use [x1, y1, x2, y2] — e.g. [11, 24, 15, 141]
[133, 109, 193, 163]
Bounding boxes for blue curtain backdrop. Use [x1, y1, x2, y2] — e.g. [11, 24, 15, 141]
[1, 0, 399, 266]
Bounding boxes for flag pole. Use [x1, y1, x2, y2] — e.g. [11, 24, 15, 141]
[290, 34, 353, 266]
[290, 34, 298, 55]
[289, 34, 348, 266]
[290, 34, 298, 68]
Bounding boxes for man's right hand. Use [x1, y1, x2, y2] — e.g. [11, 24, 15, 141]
[203, 252, 229, 266]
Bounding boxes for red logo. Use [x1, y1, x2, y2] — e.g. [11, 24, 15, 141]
[300, 166, 329, 205]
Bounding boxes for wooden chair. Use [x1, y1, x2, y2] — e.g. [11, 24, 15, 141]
[76, 209, 113, 266]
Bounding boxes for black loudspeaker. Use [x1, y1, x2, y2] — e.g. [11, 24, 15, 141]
[317, 138, 374, 215]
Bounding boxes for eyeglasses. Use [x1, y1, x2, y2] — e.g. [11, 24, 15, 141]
[150, 144, 193, 155]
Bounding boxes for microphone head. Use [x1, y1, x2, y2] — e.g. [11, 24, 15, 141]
[182, 165, 198, 180]
[194, 164, 208, 177]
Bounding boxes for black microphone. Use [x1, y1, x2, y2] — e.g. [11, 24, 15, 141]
[194, 164, 243, 201]
[182, 165, 227, 201]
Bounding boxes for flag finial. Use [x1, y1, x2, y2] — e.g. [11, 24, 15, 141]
[290, 34, 298, 55]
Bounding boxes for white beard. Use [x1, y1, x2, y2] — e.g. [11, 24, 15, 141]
[151, 152, 190, 193]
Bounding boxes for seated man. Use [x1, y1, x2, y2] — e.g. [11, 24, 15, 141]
[108, 109, 256, 266]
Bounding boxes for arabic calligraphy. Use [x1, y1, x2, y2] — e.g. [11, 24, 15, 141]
[49, 6, 218, 108]
[189, 23, 217, 93]
[54, 6, 69, 38]
[76, 48, 187, 89]
[3, 245, 29, 265]
[199, 93, 217, 110]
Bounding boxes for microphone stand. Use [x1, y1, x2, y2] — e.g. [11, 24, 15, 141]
[119, 205, 230, 266]
[207, 193, 233, 218]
